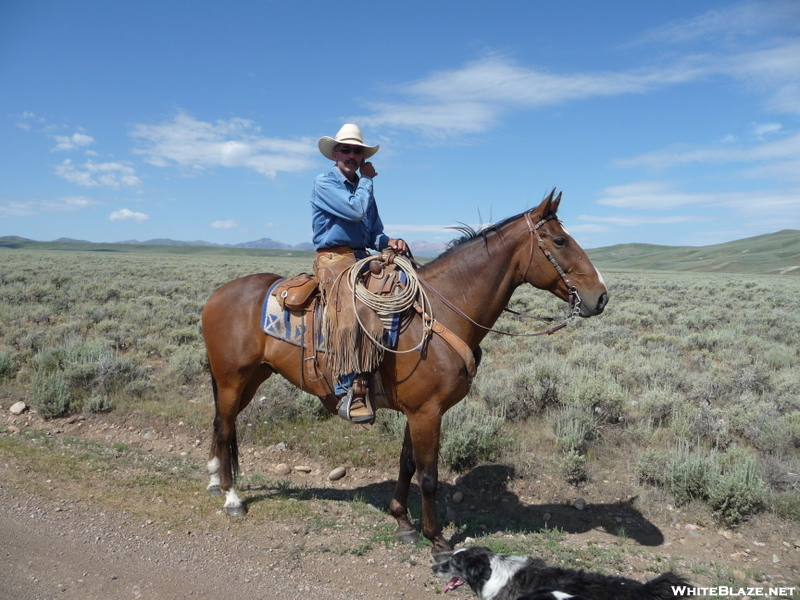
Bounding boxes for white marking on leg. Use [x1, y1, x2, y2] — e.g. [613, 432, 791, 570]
[207, 457, 221, 489]
[224, 487, 242, 510]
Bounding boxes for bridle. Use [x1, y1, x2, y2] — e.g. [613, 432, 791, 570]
[523, 211, 582, 320]
[419, 210, 583, 337]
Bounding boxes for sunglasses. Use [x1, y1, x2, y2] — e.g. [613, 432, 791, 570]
[337, 146, 363, 155]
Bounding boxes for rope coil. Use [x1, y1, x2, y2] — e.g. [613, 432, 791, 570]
[347, 253, 433, 353]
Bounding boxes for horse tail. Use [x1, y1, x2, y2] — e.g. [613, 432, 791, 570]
[210, 365, 219, 404]
[229, 425, 240, 480]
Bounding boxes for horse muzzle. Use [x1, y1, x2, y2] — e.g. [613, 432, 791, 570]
[578, 289, 608, 317]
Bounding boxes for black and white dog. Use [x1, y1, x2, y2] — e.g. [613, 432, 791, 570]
[432, 546, 690, 600]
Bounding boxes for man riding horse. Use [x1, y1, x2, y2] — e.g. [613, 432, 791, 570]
[311, 124, 409, 424]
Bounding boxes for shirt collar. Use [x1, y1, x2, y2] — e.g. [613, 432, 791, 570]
[334, 166, 359, 189]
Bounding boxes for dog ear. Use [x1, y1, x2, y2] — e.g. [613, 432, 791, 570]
[456, 548, 492, 589]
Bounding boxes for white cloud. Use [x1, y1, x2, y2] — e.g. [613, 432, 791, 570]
[631, 1, 799, 46]
[357, 54, 710, 137]
[55, 159, 141, 188]
[211, 219, 238, 229]
[15, 111, 44, 131]
[613, 132, 800, 180]
[596, 180, 800, 216]
[351, 3, 800, 139]
[109, 208, 149, 222]
[0, 195, 101, 217]
[51, 132, 95, 152]
[751, 122, 782, 137]
[578, 214, 709, 227]
[131, 112, 319, 177]
[599, 182, 690, 209]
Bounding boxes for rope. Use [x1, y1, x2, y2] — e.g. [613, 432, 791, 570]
[347, 253, 433, 353]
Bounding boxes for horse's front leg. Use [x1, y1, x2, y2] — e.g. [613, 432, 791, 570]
[390, 423, 422, 542]
[408, 412, 453, 559]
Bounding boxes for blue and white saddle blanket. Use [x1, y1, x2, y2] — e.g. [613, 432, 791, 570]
[261, 278, 402, 349]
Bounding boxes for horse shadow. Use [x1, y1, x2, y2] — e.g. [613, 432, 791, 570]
[241, 463, 664, 548]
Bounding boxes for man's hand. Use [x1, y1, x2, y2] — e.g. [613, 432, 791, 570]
[387, 238, 409, 255]
[360, 161, 378, 178]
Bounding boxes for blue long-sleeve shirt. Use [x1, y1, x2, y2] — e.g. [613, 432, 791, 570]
[311, 167, 390, 251]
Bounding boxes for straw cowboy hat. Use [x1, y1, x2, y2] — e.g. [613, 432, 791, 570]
[318, 124, 380, 161]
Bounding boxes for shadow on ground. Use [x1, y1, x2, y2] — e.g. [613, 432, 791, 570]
[241, 463, 664, 548]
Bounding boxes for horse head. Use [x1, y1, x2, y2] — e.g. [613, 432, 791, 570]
[522, 190, 608, 317]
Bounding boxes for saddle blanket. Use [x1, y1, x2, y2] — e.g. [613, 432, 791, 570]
[261, 278, 401, 350]
[261, 279, 325, 350]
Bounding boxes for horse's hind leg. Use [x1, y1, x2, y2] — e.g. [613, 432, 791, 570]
[206, 376, 225, 495]
[389, 423, 422, 542]
[207, 365, 271, 516]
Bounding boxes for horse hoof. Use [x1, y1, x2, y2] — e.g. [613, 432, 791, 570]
[395, 528, 422, 543]
[225, 505, 245, 517]
[206, 485, 223, 496]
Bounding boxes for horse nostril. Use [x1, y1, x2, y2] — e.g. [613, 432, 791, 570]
[596, 291, 608, 313]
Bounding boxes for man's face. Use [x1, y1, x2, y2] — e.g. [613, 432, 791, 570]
[333, 144, 363, 180]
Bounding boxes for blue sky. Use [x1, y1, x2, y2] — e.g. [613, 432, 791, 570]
[2, 0, 799, 249]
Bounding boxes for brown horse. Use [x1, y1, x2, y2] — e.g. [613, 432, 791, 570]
[201, 190, 608, 558]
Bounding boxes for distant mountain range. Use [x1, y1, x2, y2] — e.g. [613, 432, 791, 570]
[4, 230, 799, 273]
[1, 236, 450, 257]
[115, 237, 316, 251]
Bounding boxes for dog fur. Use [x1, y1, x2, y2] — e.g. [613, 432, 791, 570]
[432, 546, 690, 600]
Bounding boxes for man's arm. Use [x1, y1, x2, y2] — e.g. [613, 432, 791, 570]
[312, 174, 373, 222]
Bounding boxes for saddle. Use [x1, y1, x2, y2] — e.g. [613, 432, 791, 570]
[271, 272, 319, 312]
[267, 264, 404, 406]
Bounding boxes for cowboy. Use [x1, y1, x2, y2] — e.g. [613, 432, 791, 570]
[311, 124, 408, 423]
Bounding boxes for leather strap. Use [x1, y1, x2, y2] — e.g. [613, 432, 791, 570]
[301, 300, 334, 396]
[414, 303, 477, 381]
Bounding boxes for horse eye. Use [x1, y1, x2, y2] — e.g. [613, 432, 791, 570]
[554, 237, 567, 247]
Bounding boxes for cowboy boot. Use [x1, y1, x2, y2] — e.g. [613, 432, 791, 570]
[337, 373, 374, 424]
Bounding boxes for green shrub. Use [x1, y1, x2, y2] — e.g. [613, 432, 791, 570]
[440, 402, 509, 472]
[165, 345, 207, 384]
[84, 391, 113, 413]
[770, 492, 800, 522]
[30, 370, 73, 418]
[550, 406, 595, 453]
[560, 449, 587, 484]
[638, 443, 769, 525]
[636, 448, 668, 486]
[0, 351, 14, 379]
[569, 368, 626, 424]
[667, 450, 715, 506]
[708, 455, 767, 527]
[636, 387, 676, 427]
[474, 357, 564, 421]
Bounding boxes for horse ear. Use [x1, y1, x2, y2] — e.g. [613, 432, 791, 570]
[536, 189, 561, 218]
[550, 190, 562, 216]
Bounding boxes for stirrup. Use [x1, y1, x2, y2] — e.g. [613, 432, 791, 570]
[336, 388, 375, 424]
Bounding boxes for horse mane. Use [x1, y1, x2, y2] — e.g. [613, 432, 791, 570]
[422, 190, 560, 268]
[423, 210, 529, 267]
[428, 188, 561, 265]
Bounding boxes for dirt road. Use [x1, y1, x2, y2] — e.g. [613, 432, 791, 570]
[2, 411, 798, 599]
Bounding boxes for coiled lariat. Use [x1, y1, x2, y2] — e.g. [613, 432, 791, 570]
[347, 253, 433, 353]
